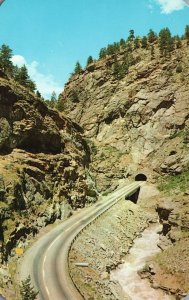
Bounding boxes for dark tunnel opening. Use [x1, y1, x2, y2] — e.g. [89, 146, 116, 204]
[135, 173, 147, 181]
[126, 187, 140, 204]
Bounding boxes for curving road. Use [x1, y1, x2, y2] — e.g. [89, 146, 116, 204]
[18, 181, 141, 300]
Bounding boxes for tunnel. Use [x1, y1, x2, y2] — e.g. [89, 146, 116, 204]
[126, 187, 140, 204]
[135, 173, 147, 181]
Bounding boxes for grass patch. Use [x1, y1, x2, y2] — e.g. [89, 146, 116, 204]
[158, 171, 189, 193]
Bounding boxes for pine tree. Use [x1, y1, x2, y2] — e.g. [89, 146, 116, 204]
[74, 61, 82, 74]
[86, 55, 93, 66]
[128, 29, 135, 41]
[55, 95, 64, 112]
[36, 90, 41, 98]
[120, 62, 129, 78]
[141, 36, 148, 49]
[175, 36, 182, 48]
[14, 65, 35, 91]
[99, 48, 107, 59]
[0, 44, 14, 75]
[159, 28, 174, 57]
[120, 38, 126, 49]
[112, 61, 129, 80]
[126, 41, 133, 52]
[167, 37, 175, 55]
[148, 29, 157, 44]
[20, 276, 38, 300]
[134, 37, 140, 49]
[70, 90, 79, 102]
[15, 65, 29, 85]
[50, 91, 57, 105]
[114, 42, 120, 53]
[112, 61, 121, 80]
[106, 44, 116, 55]
[27, 79, 36, 92]
[185, 25, 189, 45]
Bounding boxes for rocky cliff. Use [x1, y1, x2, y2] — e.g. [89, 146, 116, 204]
[0, 76, 97, 266]
[61, 41, 189, 192]
[60, 40, 189, 298]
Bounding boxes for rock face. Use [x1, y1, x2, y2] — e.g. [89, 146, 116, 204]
[61, 43, 189, 191]
[0, 77, 97, 263]
[138, 187, 189, 298]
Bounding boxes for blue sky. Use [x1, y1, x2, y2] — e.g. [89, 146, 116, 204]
[0, 0, 189, 98]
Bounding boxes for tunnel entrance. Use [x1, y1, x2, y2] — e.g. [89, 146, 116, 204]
[135, 173, 147, 181]
[125, 187, 140, 204]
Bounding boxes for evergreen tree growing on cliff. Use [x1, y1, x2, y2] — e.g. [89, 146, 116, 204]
[55, 95, 64, 112]
[36, 90, 41, 98]
[159, 28, 174, 57]
[126, 41, 133, 52]
[141, 36, 148, 49]
[86, 55, 93, 66]
[99, 47, 107, 59]
[14, 65, 36, 92]
[112, 61, 129, 80]
[74, 61, 82, 75]
[106, 44, 117, 55]
[50, 91, 57, 107]
[20, 276, 38, 300]
[119, 38, 126, 49]
[128, 29, 135, 41]
[148, 29, 157, 44]
[185, 25, 189, 45]
[134, 37, 140, 49]
[175, 36, 182, 49]
[0, 44, 14, 75]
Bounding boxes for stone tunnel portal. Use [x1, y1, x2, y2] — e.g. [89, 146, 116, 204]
[135, 173, 147, 181]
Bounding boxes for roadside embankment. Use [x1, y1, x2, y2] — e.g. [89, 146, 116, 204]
[69, 194, 156, 300]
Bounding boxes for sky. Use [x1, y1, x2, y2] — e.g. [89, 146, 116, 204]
[0, 0, 189, 98]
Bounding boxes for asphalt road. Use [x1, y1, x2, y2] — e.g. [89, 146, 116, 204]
[19, 181, 141, 300]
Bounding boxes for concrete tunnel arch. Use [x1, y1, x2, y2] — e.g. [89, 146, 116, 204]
[135, 173, 147, 181]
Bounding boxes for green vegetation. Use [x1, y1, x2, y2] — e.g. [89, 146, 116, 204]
[128, 29, 135, 41]
[73, 61, 83, 75]
[14, 65, 36, 91]
[20, 276, 38, 300]
[159, 27, 174, 57]
[141, 36, 148, 49]
[0, 44, 36, 92]
[45, 91, 64, 111]
[70, 89, 79, 103]
[112, 61, 129, 80]
[176, 36, 182, 49]
[86, 55, 93, 66]
[176, 63, 183, 73]
[0, 44, 14, 75]
[71, 25, 189, 80]
[158, 171, 189, 193]
[148, 29, 157, 44]
[185, 25, 189, 45]
[99, 47, 107, 59]
[134, 36, 140, 49]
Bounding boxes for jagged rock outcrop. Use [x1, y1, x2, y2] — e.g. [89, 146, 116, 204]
[0, 77, 97, 263]
[61, 43, 189, 191]
[137, 188, 189, 298]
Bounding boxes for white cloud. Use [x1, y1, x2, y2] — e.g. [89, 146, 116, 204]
[154, 0, 186, 13]
[11, 55, 27, 67]
[11, 55, 63, 98]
